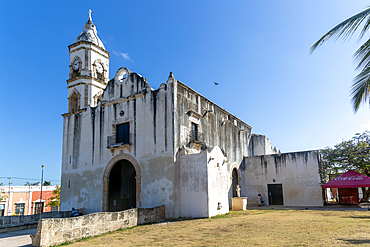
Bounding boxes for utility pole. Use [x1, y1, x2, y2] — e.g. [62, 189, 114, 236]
[7, 177, 11, 216]
[40, 165, 45, 214]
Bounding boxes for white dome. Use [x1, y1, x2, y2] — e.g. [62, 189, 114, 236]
[75, 11, 105, 49]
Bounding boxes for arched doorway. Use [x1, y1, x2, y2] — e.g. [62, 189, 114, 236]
[108, 160, 136, 212]
[102, 153, 141, 212]
[231, 168, 239, 198]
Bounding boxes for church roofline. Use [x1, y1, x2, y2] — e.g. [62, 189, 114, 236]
[176, 80, 252, 130]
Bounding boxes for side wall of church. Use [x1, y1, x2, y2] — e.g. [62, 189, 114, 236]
[240, 150, 323, 207]
[174, 81, 252, 171]
[60, 72, 177, 217]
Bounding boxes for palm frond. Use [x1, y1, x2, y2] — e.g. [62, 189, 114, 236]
[359, 15, 370, 39]
[353, 39, 370, 70]
[310, 7, 370, 54]
[350, 66, 370, 112]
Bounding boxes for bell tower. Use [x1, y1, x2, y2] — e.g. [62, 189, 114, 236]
[67, 10, 110, 113]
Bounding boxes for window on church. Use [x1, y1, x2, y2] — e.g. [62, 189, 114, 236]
[191, 122, 199, 142]
[116, 123, 130, 144]
[69, 93, 80, 113]
[93, 92, 102, 107]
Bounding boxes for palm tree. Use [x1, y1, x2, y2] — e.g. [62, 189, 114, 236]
[310, 7, 370, 112]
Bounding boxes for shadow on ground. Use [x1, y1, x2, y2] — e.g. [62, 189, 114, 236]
[341, 215, 370, 219]
[339, 239, 370, 245]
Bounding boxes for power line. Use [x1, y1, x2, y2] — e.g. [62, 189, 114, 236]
[0, 176, 60, 181]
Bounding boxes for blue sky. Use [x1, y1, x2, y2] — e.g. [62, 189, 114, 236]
[1, 1, 370, 186]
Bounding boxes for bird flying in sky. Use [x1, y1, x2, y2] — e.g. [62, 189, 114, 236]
[214, 82, 219, 86]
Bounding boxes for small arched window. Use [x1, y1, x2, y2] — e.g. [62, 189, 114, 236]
[93, 92, 102, 107]
[69, 91, 81, 113]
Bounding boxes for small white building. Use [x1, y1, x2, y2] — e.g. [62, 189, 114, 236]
[60, 12, 323, 218]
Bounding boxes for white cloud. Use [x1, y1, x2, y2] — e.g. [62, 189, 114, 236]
[361, 120, 370, 131]
[113, 51, 132, 61]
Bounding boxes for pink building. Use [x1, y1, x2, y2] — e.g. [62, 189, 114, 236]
[0, 185, 58, 216]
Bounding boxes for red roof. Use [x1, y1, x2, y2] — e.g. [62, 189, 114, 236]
[322, 170, 370, 188]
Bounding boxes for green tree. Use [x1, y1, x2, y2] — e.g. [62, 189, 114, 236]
[310, 6, 370, 112]
[0, 183, 7, 201]
[43, 181, 51, 186]
[47, 185, 60, 208]
[320, 131, 370, 201]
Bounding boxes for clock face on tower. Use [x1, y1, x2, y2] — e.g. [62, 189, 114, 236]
[96, 63, 104, 74]
[73, 60, 79, 71]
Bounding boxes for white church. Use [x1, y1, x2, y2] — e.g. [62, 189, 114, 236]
[60, 11, 324, 218]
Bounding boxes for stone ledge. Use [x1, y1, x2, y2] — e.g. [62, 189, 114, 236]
[32, 205, 165, 247]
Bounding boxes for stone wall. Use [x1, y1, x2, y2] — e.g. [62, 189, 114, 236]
[241, 150, 323, 207]
[0, 210, 73, 233]
[31, 205, 165, 247]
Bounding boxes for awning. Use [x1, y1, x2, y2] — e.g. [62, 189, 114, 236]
[322, 170, 370, 188]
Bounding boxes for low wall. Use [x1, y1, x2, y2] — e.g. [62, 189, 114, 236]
[0, 210, 75, 233]
[31, 205, 165, 247]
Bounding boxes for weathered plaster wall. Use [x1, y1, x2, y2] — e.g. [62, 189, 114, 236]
[207, 147, 229, 217]
[178, 149, 208, 218]
[61, 70, 177, 217]
[241, 150, 323, 207]
[248, 134, 278, 156]
[175, 81, 252, 172]
[178, 146, 229, 218]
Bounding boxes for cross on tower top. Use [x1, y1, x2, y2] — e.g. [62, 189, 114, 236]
[88, 9, 92, 21]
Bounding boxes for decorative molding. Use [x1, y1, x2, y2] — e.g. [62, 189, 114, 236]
[102, 90, 146, 107]
[187, 110, 201, 119]
[68, 41, 110, 58]
[107, 143, 132, 156]
[69, 45, 110, 60]
[67, 80, 106, 90]
[68, 88, 81, 98]
[61, 108, 86, 117]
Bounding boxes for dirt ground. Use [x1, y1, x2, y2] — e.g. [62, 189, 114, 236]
[60, 209, 370, 246]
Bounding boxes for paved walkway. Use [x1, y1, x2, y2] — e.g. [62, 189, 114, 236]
[0, 228, 36, 247]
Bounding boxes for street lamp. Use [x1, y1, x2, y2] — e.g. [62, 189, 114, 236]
[40, 165, 45, 214]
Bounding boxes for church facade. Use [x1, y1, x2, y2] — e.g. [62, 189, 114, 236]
[60, 12, 323, 218]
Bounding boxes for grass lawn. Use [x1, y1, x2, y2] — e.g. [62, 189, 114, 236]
[59, 210, 370, 246]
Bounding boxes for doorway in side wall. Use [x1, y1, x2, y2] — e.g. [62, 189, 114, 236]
[231, 168, 239, 197]
[108, 159, 136, 212]
[268, 184, 284, 205]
